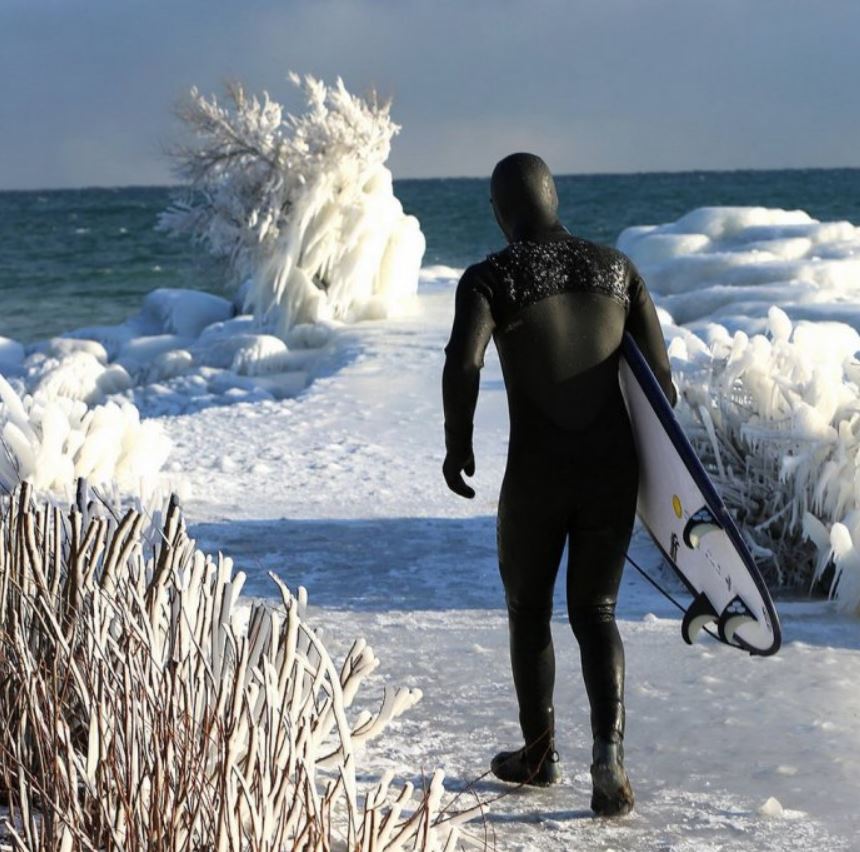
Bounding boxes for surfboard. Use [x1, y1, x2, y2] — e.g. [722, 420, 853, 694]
[618, 332, 782, 656]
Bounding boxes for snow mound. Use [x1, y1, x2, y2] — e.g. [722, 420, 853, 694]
[0, 280, 345, 419]
[619, 206, 860, 332]
[759, 796, 785, 818]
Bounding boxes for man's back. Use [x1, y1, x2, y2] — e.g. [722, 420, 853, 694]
[444, 230, 676, 449]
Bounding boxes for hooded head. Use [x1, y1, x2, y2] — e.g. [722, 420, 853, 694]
[490, 153, 560, 242]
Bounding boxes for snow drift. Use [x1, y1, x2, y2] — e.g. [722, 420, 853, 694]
[620, 207, 860, 612]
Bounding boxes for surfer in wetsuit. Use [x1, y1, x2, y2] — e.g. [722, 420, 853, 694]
[442, 153, 676, 817]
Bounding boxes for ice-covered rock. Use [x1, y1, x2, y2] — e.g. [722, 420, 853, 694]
[31, 336, 109, 364]
[116, 333, 194, 368]
[136, 288, 233, 337]
[229, 334, 291, 376]
[30, 351, 132, 405]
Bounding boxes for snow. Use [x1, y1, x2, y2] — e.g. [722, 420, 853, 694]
[151, 266, 860, 850]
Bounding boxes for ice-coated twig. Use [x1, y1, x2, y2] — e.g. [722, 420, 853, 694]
[0, 480, 487, 850]
[671, 307, 860, 610]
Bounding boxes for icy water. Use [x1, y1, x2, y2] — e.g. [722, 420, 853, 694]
[2, 168, 860, 342]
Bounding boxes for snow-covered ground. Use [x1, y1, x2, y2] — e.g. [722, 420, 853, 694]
[161, 269, 860, 851]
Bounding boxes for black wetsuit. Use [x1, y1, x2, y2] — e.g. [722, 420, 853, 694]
[443, 223, 675, 750]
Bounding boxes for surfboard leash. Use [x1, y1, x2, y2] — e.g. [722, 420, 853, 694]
[624, 552, 721, 643]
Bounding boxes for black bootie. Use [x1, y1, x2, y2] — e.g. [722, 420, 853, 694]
[491, 738, 561, 787]
[590, 736, 634, 817]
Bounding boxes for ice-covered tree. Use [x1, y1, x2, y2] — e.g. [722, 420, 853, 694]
[160, 73, 425, 335]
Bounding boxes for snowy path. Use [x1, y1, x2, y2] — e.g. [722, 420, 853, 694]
[164, 273, 860, 851]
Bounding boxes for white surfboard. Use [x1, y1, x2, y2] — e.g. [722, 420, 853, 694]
[619, 332, 781, 656]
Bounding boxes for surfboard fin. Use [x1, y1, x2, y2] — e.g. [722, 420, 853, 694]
[717, 596, 757, 644]
[682, 506, 723, 549]
[681, 591, 719, 645]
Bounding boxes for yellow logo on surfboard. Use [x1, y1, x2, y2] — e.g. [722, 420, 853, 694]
[672, 495, 683, 518]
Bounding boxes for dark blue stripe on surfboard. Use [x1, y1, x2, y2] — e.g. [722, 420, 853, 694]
[621, 332, 782, 656]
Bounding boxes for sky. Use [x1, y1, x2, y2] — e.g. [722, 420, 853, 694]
[1, 0, 859, 190]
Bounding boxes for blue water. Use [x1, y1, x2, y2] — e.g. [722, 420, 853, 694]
[2, 169, 860, 342]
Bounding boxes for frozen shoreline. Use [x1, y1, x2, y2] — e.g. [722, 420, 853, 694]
[160, 271, 860, 850]
[4, 205, 860, 847]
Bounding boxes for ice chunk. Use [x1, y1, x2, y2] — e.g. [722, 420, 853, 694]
[286, 322, 336, 350]
[767, 306, 793, 343]
[32, 337, 109, 364]
[64, 323, 138, 360]
[137, 288, 233, 337]
[146, 349, 194, 382]
[31, 351, 131, 405]
[758, 796, 784, 818]
[229, 335, 291, 376]
[117, 334, 194, 367]
[617, 206, 860, 327]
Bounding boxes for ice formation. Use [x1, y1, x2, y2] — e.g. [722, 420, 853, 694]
[0, 373, 170, 497]
[160, 73, 425, 334]
[620, 207, 860, 612]
[619, 206, 860, 334]
[0, 281, 356, 497]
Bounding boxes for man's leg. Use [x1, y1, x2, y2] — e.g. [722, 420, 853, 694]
[567, 458, 638, 814]
[566, 522, 632, 742]
[492, 466, 567, 784]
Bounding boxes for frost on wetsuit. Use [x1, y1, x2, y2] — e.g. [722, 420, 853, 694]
[442, 223, 676, 754]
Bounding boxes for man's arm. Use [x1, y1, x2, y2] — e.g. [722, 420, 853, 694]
[442, 265, 495, 498]
[626, 266, 678, 407]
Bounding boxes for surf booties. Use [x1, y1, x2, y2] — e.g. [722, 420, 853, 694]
[490, 734, 562, 788]
[591, 735, 635, 817]
[443, 153, 675, 816]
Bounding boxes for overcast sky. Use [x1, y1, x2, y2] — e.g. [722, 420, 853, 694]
[1, 0, 858, 189]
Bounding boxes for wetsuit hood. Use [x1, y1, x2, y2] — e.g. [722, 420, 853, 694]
[491, 152, 563, 243]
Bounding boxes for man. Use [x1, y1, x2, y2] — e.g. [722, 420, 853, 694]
[441, 153, 676, 817]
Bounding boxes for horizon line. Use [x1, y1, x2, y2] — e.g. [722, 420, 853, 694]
[3, 163, 860, 195]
